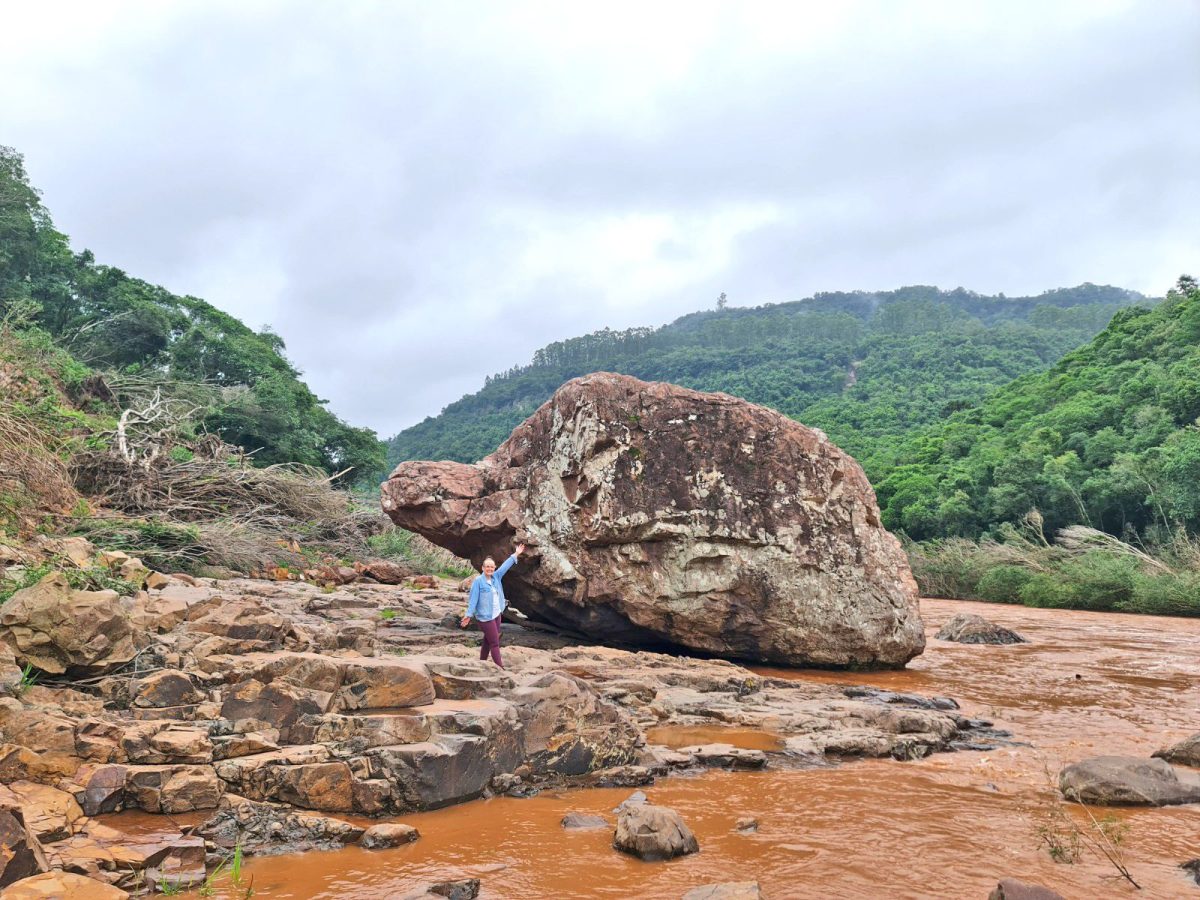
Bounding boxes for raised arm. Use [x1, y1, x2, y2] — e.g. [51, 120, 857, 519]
[494, 543, 525, 581]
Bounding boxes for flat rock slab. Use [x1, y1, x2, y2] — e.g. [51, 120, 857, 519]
[935, 613, 1026, 645]
[0, 871, 130, 898]
[1059, 755, 1200, 806]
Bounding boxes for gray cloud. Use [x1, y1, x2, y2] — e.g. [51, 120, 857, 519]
[2, 1, 1198, 435]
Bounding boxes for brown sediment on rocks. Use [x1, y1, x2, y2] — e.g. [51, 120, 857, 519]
[382, 373, 925, 668]
[0, 559, 996, 893]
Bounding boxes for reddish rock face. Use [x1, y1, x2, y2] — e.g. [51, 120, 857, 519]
[382, 373, 924, 668]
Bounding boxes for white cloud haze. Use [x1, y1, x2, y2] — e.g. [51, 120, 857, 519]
[2, 0, 1198, 434]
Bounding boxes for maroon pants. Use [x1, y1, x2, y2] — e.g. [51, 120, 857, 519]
[477, 617, 503, 668]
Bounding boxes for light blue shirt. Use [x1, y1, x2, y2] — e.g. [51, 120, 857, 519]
[466, 553, 517, 622]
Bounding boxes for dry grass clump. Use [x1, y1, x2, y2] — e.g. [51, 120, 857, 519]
[908, 512, 1200, 616]
[0, 406, 80, 533]
[67, 442, 384, 573]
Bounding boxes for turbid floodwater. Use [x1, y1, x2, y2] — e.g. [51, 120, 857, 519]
[172, 598, 1200, 899]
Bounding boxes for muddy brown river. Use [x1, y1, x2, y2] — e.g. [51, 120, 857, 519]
[175, 599, 1200, 898]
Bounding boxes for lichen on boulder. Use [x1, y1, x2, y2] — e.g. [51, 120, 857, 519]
[382, 373, 924, 668]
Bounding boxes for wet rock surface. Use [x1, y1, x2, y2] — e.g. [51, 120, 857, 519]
[935, 613, 1027, 645]
[1058, 755, 1200, 806]
[0, 870, 130, 898]
[0, 563, 1000, 894]
[382, 372, 924, 668]
[1153, 731, 1200, 767]
[987, 878, 1066, 900]
[682, 883, 764, 900]
[613, 802, 699, 860]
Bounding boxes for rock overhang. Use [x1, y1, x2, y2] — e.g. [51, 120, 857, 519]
[383, 373, 924, 668]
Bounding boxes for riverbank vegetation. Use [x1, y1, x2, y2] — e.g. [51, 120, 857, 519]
[909, 515, 1200, 616]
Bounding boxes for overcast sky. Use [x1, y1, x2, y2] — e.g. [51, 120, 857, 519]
[3, 1, 1198, 435]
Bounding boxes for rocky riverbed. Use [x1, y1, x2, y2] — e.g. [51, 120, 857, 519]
[0, 546, 1009, 896]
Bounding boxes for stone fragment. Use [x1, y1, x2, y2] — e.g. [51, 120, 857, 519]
[613, 803, 699, 861]
[194, 795, 364, 855]
[400, 880, 481, 900]
[124, 765, 221, 813]
[382, 372, 924, 667]
[734, 817, 758, 833]
[131, 670, 202, 708]
[561, 812, 607, 829]
[335, 658, 435, 710]
[514, 672, 640, 776]
[0, 871, 129, 898]
[0, 782, 85, 843]
[1153, 732, 1200, 767]
[1181, 859, 1200, 886]
[987, 879, 1066, 900]
[0, 573, 135, 675]
[144, 572, 171, 591]
[0, 806, 47, 887]
[1058, 756, 1200, 806]
[679, 743, 767, 769]
[61, 764, 126, 816]
[935, 613, 1027, 645]
[220, 679, 326, 739]
[56, 538, 95, 569]
[117, 558, 149, 584]
[354, 560, 413, 585]
[148, 728, 213, 764]
[682, 884, 763, 900]
[95, 551, 129, 569]
[187, 597, 289, 644]
[360, 823, 420, 848]
[210, 732, 280, 761]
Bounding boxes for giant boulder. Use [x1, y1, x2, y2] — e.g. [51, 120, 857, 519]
[382, 373, 923, 667]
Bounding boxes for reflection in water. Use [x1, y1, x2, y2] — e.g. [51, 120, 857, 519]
[186, 600, 1200, 899]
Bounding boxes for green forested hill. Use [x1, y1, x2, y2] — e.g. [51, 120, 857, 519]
[0, 147, 383, 479]
[876, 275, 1200, 541]
[387, 284, 1146, 469]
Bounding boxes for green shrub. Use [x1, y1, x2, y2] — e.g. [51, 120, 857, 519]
[974, 565, 1034, 603]
[1019, 573, 1077, 608]
[1120, 572, 1200, 616]
[1055, 553, 1137, 611]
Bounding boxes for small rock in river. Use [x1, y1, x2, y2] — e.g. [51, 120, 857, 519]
[361, 823, 420, 849]
[935, 613, 1027, 645]
[987, 877, 1066, 900]
[734, 816, 759, 833]
[613, 803, 699, 861]
[561, 812, 608, 830]
[682, 883, 763, 900]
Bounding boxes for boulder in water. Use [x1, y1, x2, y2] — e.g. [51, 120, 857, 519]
[1058, 755, 1200, 806]
[935, 613, 1027, 645]
[613, 802, 699, 860]
[382, 373, 923, 668]
[1153, 732, 1200, 767]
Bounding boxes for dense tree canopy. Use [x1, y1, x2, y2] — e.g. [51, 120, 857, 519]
[387, 283, 1145, 471]
[875, 276, 1200, 540]
[0, 146, 384, 481]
